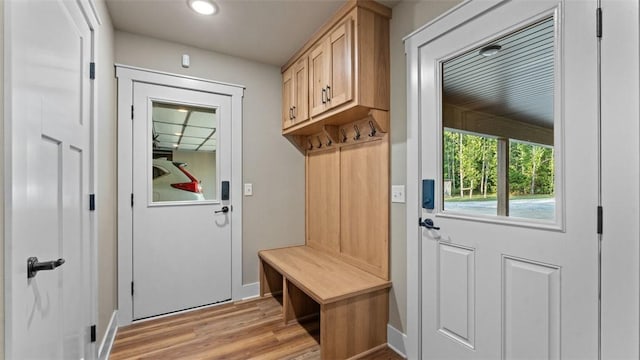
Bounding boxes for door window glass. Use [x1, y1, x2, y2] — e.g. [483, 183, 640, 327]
[151, 102, 218, 203]
[441, 17, 556, 221]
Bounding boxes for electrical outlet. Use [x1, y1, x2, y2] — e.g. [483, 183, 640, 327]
[244, 183, 253, 196]
[391, 185, 405, 203]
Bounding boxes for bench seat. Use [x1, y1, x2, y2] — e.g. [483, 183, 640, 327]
[259, 246, 391, 304]
[258, 245, 391, 360]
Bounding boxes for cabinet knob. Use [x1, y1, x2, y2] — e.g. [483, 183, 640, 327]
[321, 88, 327, 104]
[326, 85, 331, 101]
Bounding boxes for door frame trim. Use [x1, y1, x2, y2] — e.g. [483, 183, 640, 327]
[404, 1, 513, 358]
[115, 65, 245, 326]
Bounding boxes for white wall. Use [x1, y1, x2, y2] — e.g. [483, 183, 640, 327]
[114, 31, 306, 285]
[95, 0, 117, 344]
[388, 0, 462, 333]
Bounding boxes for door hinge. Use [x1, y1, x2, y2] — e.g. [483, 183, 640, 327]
[131, 193, 134, 207]
[131, 105, 134, 120]
[131, 281, 134, 296]
[90, 324, 96, 342]
[596, 7, 602, 38]
[89, 194, 96, 211]
[597, 206, 603, 234]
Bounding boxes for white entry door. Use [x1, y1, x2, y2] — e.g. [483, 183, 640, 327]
[415, 1, 598, 359]
[132, 82, 232, 319]
[6, 0, 93, 358]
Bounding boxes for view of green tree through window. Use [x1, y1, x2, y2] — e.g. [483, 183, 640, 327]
[443, 130, 555, 220]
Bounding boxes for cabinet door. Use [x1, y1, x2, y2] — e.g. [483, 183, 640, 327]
[282, 67, 294, 129]
[309, 40, 330, 117]
[327, 17, 353, 108]
[293, 56, 309, 124]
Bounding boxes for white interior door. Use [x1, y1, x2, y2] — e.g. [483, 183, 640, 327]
[6, 0, 93, 358]
[132, 82, 232, 320]
[417, 1, 598, 358]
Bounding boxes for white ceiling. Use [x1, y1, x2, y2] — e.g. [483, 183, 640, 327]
[106, 0, 354, 66]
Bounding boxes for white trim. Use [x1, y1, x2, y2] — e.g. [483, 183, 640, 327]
[98, 311, 118, 360]
[77, 0, 101, 27]
[76, 1, 101, 358]
[3, 2, 14, 357]
[387, 324, 407, 359]
[239, 282, 260, 300]
[404, 31, 422, 360]
[115, 63, 245, 90]
[116, 65, 245, 326]
[599, 0, 640, 358]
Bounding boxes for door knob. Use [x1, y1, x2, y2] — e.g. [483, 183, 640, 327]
[419, 217, 440, 230]
[27, 257, 65, 279]
[215, 206, 229, 214]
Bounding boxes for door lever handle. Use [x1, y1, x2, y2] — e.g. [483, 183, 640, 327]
[215, 206, 229, 214]
[419, 217, 440, 230]
[27, 257, 65, 279]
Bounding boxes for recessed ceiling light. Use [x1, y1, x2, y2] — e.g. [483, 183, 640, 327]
[188, 0, 217, 15]
[174, 132, 182, 136]
[173, 144, 179, 147]
[479, 44, 502, 57]
[177, 108, 188, 113]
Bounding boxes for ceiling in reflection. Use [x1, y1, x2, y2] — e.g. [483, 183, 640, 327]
[152, 102, 217, 152]
[443, 17, 554, 128]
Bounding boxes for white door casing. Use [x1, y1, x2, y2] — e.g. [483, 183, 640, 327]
[599, 0, 640, 358]
[4, 0, 99, 358]
[406, 1, 599, 359]
[132, 82, 232, 319]
[116, 66, 244, 326]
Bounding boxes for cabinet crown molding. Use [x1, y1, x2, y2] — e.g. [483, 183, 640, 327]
[281, 0, 391, 72]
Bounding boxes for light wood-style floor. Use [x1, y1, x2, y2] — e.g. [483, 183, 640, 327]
[110, 296, 403, 360]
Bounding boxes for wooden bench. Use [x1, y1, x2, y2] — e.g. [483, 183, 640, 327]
[259, 246, 391, 360]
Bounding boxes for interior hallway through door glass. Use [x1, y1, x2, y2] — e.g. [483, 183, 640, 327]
[151, 102, 218, 202]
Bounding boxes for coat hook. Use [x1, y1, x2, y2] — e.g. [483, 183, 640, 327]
[341, 128, 348, 143]
[368, 120, 377, 137]
[317, 136, 323, 149]
[307, 139, 313, 150]
[353, 124, 361, 141]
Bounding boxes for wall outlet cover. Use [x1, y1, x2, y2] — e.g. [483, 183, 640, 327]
[244, 183, 253, 196]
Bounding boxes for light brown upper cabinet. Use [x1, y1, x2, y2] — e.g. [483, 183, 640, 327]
[282, 56, 309, 130]
[309, 17, 353, 117]
[281, 1, 390, 136]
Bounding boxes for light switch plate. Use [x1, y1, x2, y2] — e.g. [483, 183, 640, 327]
[392, 185, 405, 203]
[244, 183, 253, 196]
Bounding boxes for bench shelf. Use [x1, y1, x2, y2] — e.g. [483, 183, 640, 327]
[259, 246, 391, 360]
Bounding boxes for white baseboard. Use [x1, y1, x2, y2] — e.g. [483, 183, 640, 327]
[238, 281, 260, 300]
[98, 310, 118, 360]
[387, 324, 407, 359]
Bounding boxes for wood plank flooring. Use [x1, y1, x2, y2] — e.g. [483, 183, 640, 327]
[110, 296, 403, 360]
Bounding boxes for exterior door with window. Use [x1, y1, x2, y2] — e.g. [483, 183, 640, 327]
[410, 0, 598, 358]
[6, 0, 94, 358]
[131, 82, 232, 319]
